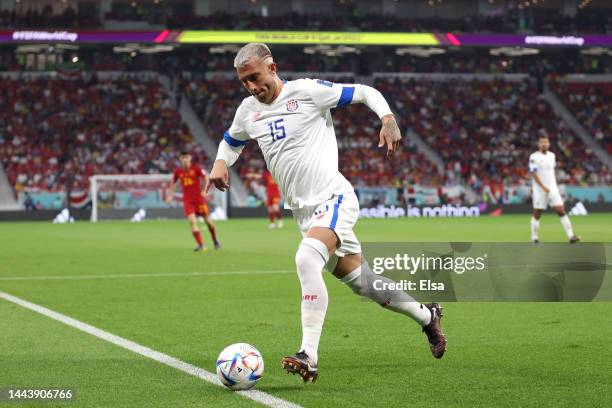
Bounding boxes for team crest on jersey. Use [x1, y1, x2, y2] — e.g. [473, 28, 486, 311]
[286, 99, 299, 112]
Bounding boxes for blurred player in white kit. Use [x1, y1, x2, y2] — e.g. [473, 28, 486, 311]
[529, 135, 581, 243]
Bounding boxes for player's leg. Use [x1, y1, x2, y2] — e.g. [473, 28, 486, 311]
[266, 204, 276, 228]
[282, 223, 337, 383]
[272, 202, 283, 228]
[552, 203, 580, 243]
[531, 209, 542, 243]
[196, 201, 219, 248]
[332, 247, 446, 358]
[333, 254, 432, 325]
[203, 215, 221, 249]
[531, 188, 547, 243]
[187, 213, 205, 251]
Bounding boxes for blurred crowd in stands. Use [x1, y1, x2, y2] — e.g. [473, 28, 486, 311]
[182, 74, 610, 206]
[380, 77, 610, 198]
[0, 61, 608, 206]
[2, 3, 610, 34]
[551, 80, 612, 155]
[0, 75, 207, 194]
[0, 6, 98, 28]
[166, 9, 611, 34]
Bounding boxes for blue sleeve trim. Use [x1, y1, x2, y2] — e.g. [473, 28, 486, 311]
[224, 131, 247, 147]
[337, 86, 355, 108]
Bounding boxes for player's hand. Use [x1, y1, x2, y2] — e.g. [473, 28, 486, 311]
[543, 186, 550, 193]
[165, 194, 173, 204]
[379, 115, 401, 158]
[206, 160, 230, 193]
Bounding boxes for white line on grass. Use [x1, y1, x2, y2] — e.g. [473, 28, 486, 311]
[0, 270, 294, 281]
[0, 291, 302, 408]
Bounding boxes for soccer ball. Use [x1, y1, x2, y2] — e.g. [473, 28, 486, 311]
[216, 343, 264, 390]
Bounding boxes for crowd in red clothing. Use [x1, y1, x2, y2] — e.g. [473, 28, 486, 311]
[0, 75, 207, 194]
[377, 77, 610, 189]
[2, 73, 608, 201]
[551, 80, 612, 155]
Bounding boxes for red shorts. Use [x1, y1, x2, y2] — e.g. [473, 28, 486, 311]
[183, 195, 209, 217]
[267, 194, 280, 207]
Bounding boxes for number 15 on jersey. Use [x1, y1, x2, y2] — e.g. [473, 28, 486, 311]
[268, 119, 287, 142]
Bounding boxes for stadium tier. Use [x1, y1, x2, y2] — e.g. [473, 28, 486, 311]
[180, 73, 609, 206]
[2, 5, 610, 34]
[551, 80, 612, 155]
[1, 69, 609, 208]
[0, 74, 208, 195]
[380, 76, 610, 186]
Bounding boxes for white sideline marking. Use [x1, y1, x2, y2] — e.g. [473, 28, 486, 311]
[0, 291, 302, 408]
[0, 270, 294, 281]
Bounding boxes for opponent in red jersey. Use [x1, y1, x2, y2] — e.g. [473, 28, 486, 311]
[166, 152, 220, 251]
[247, 169, 283, 229]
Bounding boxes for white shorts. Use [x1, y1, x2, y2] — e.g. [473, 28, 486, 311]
[533, 188, 563, 209]
[292, 192, 361, 257]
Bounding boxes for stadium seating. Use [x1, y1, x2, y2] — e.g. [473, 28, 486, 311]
[180, 74, 611, 203]
[0, 7, 98, 28]
[551, 80, 612, 155]
[377, 77, 610, 189]
[166, 10, 611, 34]
[3, 4, 609, 34]
[0, 75, 207, 194]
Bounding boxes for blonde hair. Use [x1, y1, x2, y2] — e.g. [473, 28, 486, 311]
[234, 43, 273, 69]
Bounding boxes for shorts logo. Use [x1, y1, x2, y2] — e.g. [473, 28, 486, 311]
[286, 99, 298, 112]
[314, 205, 329, 219]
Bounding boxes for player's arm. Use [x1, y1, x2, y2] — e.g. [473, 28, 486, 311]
[207, 106, 249, 193]
[307, 79, 400, 157]
[166, 171, 178, 203]
[197, 166, 208, 197]
[529, 157, 550, 193]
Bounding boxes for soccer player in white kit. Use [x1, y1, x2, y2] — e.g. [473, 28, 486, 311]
[529, 136, 580, 243]
[206, 43, 446, 383]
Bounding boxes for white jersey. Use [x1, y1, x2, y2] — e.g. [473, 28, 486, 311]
[222, 78, 364, 209]
[529, 150, 558, 193]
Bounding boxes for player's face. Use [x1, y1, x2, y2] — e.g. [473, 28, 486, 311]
[179, 155, 192, 168]
[237, 58, 278, 104]
[538, 138, 550, 152]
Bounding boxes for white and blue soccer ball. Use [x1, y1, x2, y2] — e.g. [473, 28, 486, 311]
[216, 343, 264, 390]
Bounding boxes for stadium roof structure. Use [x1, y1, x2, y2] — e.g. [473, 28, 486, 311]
[2, 30, 612, 48]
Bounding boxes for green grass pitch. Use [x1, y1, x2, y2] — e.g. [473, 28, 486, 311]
[1, 214, 611, 407]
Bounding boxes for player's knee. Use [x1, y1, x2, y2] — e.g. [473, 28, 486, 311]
[295, 244, 312, 272]
[295, 238, 329, 275]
